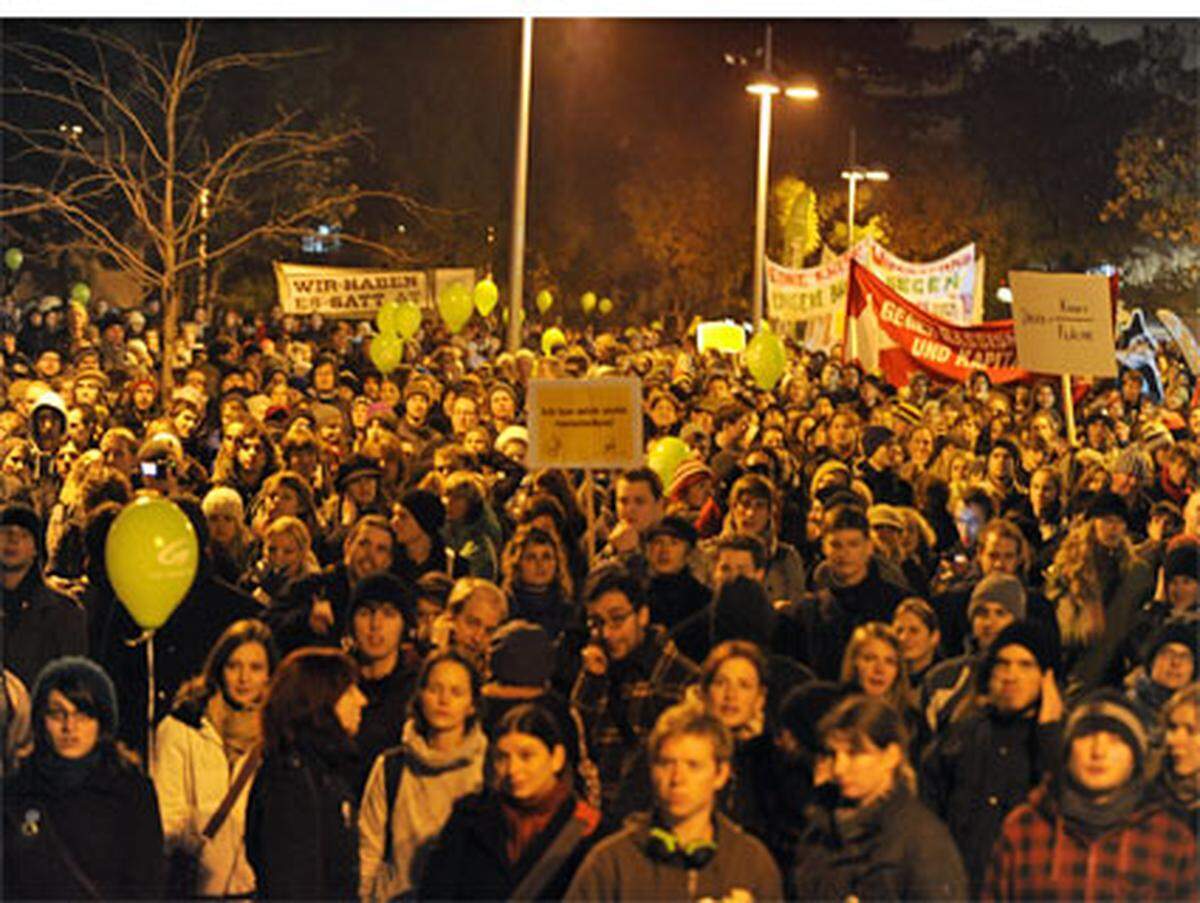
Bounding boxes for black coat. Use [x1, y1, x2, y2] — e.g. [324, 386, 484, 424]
[418, 788, 600, 901]
[790, 783, 967, 901]
[647, 571, 712, 631]
[1, 566, 87, 688]
[920, 706, 1061, 894]
[3, 747, 164, 900]
[245, 740, 360, 901]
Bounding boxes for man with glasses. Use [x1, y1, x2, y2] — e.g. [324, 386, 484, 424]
[571, 565, 699, 821]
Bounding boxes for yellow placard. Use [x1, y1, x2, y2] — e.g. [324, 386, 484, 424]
[696, 321, 746, 354]
[526, 378, 644, 470]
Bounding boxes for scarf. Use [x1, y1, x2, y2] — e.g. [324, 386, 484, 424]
[33, 745, 102, 797]
[206, 692, 262, 764]
[499, 775, 572, 864]
[1059, 775, 1145, 841]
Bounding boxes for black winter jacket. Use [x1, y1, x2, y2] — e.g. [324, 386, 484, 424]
[245, 740, 360, 901]
[790, 783, 967, 901]
[3, 746, 164, 899]
[419, 788, 601, 901]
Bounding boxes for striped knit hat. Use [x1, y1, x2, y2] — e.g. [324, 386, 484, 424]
[1064, 689, 1149, 774]
[667, 458, 714, 499]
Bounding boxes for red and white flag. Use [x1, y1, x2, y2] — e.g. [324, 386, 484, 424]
[844, 260, 1028, 387]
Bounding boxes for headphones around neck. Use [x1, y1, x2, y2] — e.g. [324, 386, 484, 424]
[646, 826, 717, 869]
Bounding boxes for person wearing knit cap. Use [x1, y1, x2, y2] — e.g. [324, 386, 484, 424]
[1125, 619, 1199, 729]
[3, 656, 165, 899]
[922, 620, 1065, 892]
[665, 458, 715, 525]
[984, 687, 1197, 900]
[921, 573, 1028, 734]
[1164, 538, 1200, 615]
[391, 489, 449, 583]
[486, 381, 519, 432]
[494, 424, 529, 466]
[857, 424, 914, 507]
[1, 503, 88, 688]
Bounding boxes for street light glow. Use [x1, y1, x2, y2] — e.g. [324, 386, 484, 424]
[784, 84, 819, 101]
[745, 76, 780, 96]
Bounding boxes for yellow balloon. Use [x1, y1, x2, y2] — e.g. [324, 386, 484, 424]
[437, 283, 474, 333]
[395, 301, 422, 339]
[598, 297, 613, 316]
[536, 290, 554, 314]
[473, 278, 499, 317]
[105, 498, 199, 629]
[580, 291, 597, 314]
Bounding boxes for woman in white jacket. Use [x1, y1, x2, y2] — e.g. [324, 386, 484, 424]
[152, 619, 279, 898]
[358, 648, 487, 902]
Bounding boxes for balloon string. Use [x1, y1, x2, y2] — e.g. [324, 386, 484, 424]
[146, 635, 156, 774]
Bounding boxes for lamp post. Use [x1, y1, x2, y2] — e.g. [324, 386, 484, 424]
[506, 17, 533, 352]
[840, 166, 889, 248]
[746, 25, 817, 328]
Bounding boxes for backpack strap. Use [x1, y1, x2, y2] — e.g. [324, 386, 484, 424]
[381, 747, 406, 863]
[508, 803, 592, 902]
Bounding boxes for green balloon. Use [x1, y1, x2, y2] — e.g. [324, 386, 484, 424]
[536, 290, 554, 314]
[70, 282, 91, 305]
[541, 327, 566, 355]
[437, 283, 474, 333]
[105, 498, 199, 629]
[647, 437, 690, 489]
[473, 278, 499, 317]
[376, 300, 402, 335]
[4, 248, 23, 272]
[598, 297, 613, 316]
[744, 325, 787, 391]
[369, 332, 403, 374]
[580, 291, 597, 314]
[395, 301, 422, 339]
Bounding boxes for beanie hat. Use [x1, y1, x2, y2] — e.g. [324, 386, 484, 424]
[1085, 490, 1130, 526]
[399, 489, 445, 539]
[349, 573, 415, 623]
[1164, 538, 1200, 583]
[31, 656, 119, 739]
[645, 514, 698, 546]
[1140, 420, 1175, 452]
[310, 402, 344, 430]
[1064, 689, 1149, 774]
[891, 401, 922, 427]
[0, 502, 44, 560]
[1141, 619, 1199, 670]
[494, 425, 530, 453]
[862, 425, 895, 459]
[977, 619, 1059, 692]
[667, 458, 714, 499]
[778, 681, 846, 754]
[968, 572, 1027, 622]
[867, 504, 905, 532]
[335, 454, 383, 491]
[489, 620, 553, 687]
[810, 459, 851, 493]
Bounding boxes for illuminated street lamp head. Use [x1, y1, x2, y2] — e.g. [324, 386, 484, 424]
[841, 166, 890, 182]
[784, 78, 820, 101]
[745, 71, 781, 96]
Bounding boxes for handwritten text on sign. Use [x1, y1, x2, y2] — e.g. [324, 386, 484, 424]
[274, 262, 427, 318]
[526, 378, 644, 470]
[1010, 271, 1116, 378]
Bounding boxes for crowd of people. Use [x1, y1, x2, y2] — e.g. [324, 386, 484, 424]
[1, 290, 1198, 900]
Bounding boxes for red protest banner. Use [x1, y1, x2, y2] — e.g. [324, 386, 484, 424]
[844, 260, 1029, 387]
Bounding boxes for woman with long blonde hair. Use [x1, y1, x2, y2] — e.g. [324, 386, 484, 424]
[1045, 492, 1155, 698]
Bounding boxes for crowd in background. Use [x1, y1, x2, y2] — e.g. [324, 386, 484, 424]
[1, 290, 1198, 900]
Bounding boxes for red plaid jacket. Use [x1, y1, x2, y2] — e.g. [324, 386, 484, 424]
[983, 783, 1197, 901]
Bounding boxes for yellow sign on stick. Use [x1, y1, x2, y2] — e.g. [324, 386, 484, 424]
[526, 377, 644, 470]
[1010, 271, 1117, 377]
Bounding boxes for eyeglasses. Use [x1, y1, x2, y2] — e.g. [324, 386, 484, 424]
[44, 707, 97, 726]
[586, 609, 637, 632]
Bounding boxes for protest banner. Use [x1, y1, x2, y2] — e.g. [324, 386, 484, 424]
[845, 260, 1027, 387]
[765, 256, 848, 323]
[1009, 271, 1118, 378]
[853, 238, 978, 324]
[526, 377, 644, 471]
[274, 262, 426, 318]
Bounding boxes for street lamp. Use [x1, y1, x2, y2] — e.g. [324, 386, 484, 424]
[840, 166, 889, 249]
[745, 25, 817, 328]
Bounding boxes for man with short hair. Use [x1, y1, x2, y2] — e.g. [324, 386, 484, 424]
[922, 621, 1064, 893]
[857, 425, 914, 506]
[435, 576, 508, 673]
[599, 467, 665, 578]
[571, 565, 699, 820]
[348, 572, 417, 794]
[786, 504, 909, 679]
[564, 702, 781, 902]
[984, 690, 1196, 900]
[0, 503, 87, 687]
